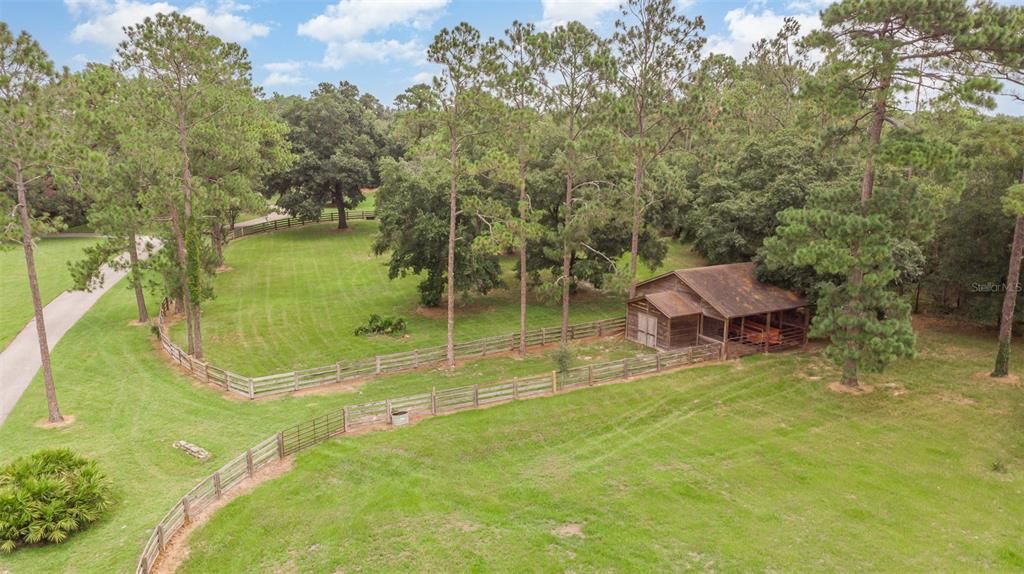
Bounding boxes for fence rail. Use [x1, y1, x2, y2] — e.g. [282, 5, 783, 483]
[157, 304, 626, 399]
[135, 340, 721, 574]
[227, 209, 376, 240]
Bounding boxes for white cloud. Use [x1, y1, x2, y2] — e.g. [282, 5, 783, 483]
[66, 0, 270, 46]
[539, 0, 619, 29]
[297, 0, 447, 69]
[298, 0, 447, 42]
[263, 61, 307, 86]
[410, 70, 434, 84]
[705, 8, 820, 60]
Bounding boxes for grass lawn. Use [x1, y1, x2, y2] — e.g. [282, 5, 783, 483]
[179, 322, 1024, 573]
[0, 282, 651, 574]
[175, 220, 700, 375]
[0, 237, 97, 348]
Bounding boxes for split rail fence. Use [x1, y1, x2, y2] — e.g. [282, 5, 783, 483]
[135, 341, 721, 574]
[157, 307, 627, 399]
[227, 209, 376, 240]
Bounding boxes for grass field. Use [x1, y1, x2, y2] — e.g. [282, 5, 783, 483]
[173, 220, 701, 375]
[0, 280, 652, 574]
[177, 322, 1024, 573]
[0, 237, 97, 348]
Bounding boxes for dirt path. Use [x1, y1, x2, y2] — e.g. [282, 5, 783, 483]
[0, 237, 159, 425]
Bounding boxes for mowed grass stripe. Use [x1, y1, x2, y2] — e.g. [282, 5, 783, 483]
[176, 220, 698, 375]
[179, 326, 1024, 573]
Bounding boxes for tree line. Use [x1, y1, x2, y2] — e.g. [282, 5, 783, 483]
[2, 0, 1022, 423]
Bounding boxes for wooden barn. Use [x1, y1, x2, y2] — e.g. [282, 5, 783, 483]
[626, 262, 810, 358]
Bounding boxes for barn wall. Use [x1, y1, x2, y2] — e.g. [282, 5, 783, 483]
[635, 274, 685, 297]
[669, 315, 700, 348]
[701, 315, 726, 341]
[657, 314, 670, 350]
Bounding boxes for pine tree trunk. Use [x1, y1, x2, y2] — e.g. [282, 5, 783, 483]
[446, 129, 458, 369]
[561, 120, 575, 345]
[993, 213, 1024, 377]
[518, 162, 528, 358]
[841, 78, 889, 388]
[628, 145, 644, 298]
[128, 230, 148, 323]
[15, 161, 63, 423]
[176, 108, 202, 358]
[333, 186, 348, 230]
[211, 223, 224, 267]
[168, 206, 194, 355]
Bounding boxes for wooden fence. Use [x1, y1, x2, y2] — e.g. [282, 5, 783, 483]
[156, 304, 627, 399]
[227, 210, 375, 240]
[135, 341, 721, 574]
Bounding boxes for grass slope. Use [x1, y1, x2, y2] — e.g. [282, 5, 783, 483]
[180, 324, 1024, 573]
[0, 284, 649, 574]
[175, 220, 700, 375]
[0, 238, 97, 348]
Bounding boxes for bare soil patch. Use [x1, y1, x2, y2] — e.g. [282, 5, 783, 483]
[973, 371, 1022, 386]
[553, 523, 585, 538]
[151, 456, 294, 574]
[828, 382, 875, 396]
[939, 392, 976, 406]
[33, 414, 76, 429]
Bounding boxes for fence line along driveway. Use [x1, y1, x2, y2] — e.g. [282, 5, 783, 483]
[135, 341, 723, 574]
[157, 309, 627, 399]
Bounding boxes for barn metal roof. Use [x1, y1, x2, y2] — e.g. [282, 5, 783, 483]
[634, 290, 702, 318]
[670, 262, 807, 319]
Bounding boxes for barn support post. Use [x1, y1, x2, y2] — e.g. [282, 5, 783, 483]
[764, 312, 771, 353]
[720, 318, 729, 360]
[802, 308, 810, 347]
[696, 313, 702, 345]
[739, 316, 746, 346]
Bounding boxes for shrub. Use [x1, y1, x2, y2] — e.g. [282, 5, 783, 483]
[552, 344, 574, 373]
[354, 314, 408, 337]
[0, 449, 113, 553]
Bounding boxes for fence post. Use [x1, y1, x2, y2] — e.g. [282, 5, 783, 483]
[551, 370, 557, 393]
[245, 449, 254, 478]
[248, 377, 255, 400]
[431, 386, 437, 415]
[204, 362, 210, 384]
[656, 354, 662, 372]
[541, 327, 546, 345]
[336, 362, 342, 383]
[157, 523, 166, 551]
[213, 472, 223, 499]
[588, 365, 594, 386]
[276, 431, 285, 458]
[375, 355, 382, 374]
[386, 399, 393, 424]
[414, 349, 420, 368]
[513, 378, 519, 400]
[623, 360, 629, 378]
[343, 407, 350, 432]
[598, 324, 604, 337]
[473, 385, 480, 408]
[182, 497, 192, 524]
[293, 371, 299, 391]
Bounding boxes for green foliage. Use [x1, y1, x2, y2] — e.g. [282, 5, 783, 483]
[0, 449, 113, 553]
[763, 183, 918, 382]
[266, 82, 391, 225]
[373, 158, 502, 306]
[551, 344, 574, 373]
[353, 314, 408, 337]
[686, 133, 840, 264]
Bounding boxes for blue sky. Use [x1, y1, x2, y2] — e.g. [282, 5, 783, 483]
[1, 0, 1021, 113]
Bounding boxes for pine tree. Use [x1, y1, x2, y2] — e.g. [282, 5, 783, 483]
[0, 24, 67, 423]
[613, 0, 704, 297]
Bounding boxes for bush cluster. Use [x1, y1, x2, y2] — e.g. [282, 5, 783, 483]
[0, 449, 113, 553]
[354, 314, 408, 336]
